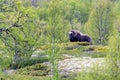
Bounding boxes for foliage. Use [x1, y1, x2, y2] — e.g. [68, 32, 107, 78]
[76, 71, 112, 80]
[84, 0, 113, 45]
[0, 0, 120, 80]
[62, 0, 91, 29]
[15, 63, 50, 76]
[87, 45, 109, 52]
[0, 49, 12, 69]
[46, 0, 63, 80]
[107, 23, 120, 79]
[10, 57, 48, 69]
[0, 0, 42, 67]
[107, 5, 120, 79]
[0, 74, 50, 80]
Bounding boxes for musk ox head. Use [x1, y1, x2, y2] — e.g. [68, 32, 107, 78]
[68, 30, 81, 42]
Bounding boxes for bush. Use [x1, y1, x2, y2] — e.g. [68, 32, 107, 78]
[10, 57, 48, 69]
[15, 63, 50, 76]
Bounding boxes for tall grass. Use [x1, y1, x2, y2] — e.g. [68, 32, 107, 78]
[47, 44, 60, 80]
[107, 27, 120, 80]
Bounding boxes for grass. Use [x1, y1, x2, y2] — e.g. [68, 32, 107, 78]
[0, 42, 111, 80]
[15, 63, 51, 76]
[76, 71, 112, 80]
[38, 42, 108, 57]
[0, 74, 50, 80]
[10, 55, 49, 69]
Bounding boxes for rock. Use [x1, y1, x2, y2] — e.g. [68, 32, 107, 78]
[42, 55, 105, 77]
[58, 57, 105, 76]
[4, 69, 16, 74]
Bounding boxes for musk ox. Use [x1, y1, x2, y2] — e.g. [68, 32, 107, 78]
[68, 30, 92, 44]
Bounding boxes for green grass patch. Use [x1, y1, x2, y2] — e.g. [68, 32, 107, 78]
[0, 74, 50, 80]
[39, 42, 109, 52]
[10, 57, 49, 69]
[38, 43, 108, 58]
[38, 42, 91, 50]
[15, 63, 51, 76]
[76, 72, 111, 80]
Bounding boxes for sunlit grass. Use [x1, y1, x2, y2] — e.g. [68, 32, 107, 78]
[0, 74, 50, 80]
[1, 42, 110, 80]
[15, 63, 50, 76]
[38, 42, 109, 58]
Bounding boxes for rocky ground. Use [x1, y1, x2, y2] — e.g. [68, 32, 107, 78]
[58, 55, 105, 74]
[42, 54, 106, 78]
[4, 54, 106, 78]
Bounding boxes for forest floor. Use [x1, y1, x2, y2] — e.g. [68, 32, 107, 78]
[3, 43, 108, 79]
[4, 53, 106, 78]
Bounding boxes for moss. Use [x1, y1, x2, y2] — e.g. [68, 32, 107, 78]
[95, 46, 109, 52]
[15, 63, 51, 76]
[39, 45, 50, 50]
[76, 70, 120, 80]
[0, 74, 50, 80]
[39, 42, 91, 51]
[87, 45, 109, 52]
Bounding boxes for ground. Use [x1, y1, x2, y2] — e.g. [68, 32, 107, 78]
[2, 42, 108, 80]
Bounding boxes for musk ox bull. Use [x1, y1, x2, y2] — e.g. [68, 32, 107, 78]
[68, 30, 92, 44]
